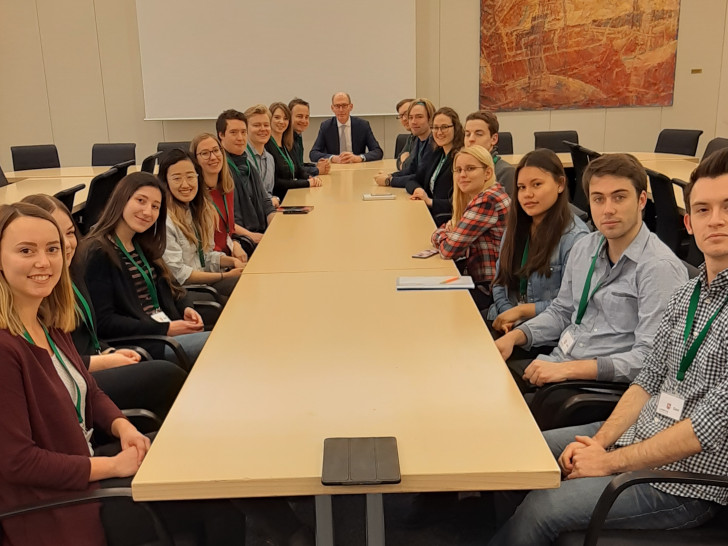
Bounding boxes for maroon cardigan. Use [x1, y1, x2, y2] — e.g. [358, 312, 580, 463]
[0, 328, 124, 546]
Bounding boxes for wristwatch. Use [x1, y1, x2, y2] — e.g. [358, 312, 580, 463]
[385, 174, 392, 186]
[360, 154, 366, 162]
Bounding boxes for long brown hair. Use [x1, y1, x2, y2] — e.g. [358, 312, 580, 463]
[495, 149, 574, 289]
[432, 107, 464, 158]
[158, 149, 216, 250]
[0, 203, 76, 335]
[269, 101, 294, 151]
[78, 172, 182, 296]
[190, 133, 234, 194]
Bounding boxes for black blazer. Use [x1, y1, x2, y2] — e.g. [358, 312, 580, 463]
[310, 116, 383, 162]
[81, 240, 184, 340]
[405, 148, 453, 225]
[265, 139, 310, 200]
[391, 135, 436, 189]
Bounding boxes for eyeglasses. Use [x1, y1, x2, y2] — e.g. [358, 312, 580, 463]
[396, 113, 407, 120]
[169, 174, 198, 184]
[432, 124, 454, 132]
[332, 103, 351, 110]
[196, 147, 222, 160]
[453, 166, 486, 175]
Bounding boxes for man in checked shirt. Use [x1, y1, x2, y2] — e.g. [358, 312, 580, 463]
[489, 148, 728, 545]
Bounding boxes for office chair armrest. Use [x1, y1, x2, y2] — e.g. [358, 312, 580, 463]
[0, 487, 173, 546]
[185, 284, 223, 303]
[121, 408, 163, 429]
[105, 335, 191, 371]
[584, 470, 728, 546]
[111, 345, 154, 361]
[192, 301, 222, 329]
[530, 381, 628, 413]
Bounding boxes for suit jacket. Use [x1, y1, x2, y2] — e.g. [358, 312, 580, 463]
[310, 116, 383, 162]
[405, 148, 453, 225]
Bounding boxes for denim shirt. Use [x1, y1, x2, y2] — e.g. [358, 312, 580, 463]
[488, 215, 589, 320]
[517, 223, 689, 382]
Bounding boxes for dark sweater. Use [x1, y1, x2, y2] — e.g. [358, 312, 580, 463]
[81, 240, 184, 339]
[0, 328, 124, 546]
[265, 139, 310, 200]
[405, 148, 454, 225]
[391, 134, 435, 188]
[292, 132, 319, 176]
[227, 151, 275, 233]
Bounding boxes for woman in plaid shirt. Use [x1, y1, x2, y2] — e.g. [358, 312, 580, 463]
[431, 145, 511, 309]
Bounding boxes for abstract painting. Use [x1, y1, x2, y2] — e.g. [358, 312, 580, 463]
[479, 0, 680, 110]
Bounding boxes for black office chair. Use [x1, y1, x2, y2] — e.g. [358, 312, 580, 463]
[645, 169, 690, 259]
[53, 183, 86, 213]
[11, 144, 60, 171]
[157, 141, 191, 154]
[76, 167, 123, 234]
[394, 134, 410, 159]
[655, 129, 703, 156]
[534, 131, 579, 153]
[702, 137, 728, 161]
[0, 163, 8, 187]
[496, 131, 514, 155]
[112, 158, 136, 177]
[91, 143, 136, 167]
[555, 471, 728, 546]
[141, 151, 164, 173]
[564, 141, 600, 219]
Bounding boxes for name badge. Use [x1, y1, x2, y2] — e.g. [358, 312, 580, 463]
[226, 235, 235, 253]
[151, 310, 171, 323]
[558, 330, 576, 355]
[656, 392, 684, 421]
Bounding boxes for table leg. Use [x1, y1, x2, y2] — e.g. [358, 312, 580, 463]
[315, 495, 334, 546]
[366, 493, 385, 546]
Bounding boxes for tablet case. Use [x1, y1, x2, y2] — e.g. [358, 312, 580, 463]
[321, 437, 401, 485]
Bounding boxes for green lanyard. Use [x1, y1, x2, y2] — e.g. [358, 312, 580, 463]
[246, 144, 260, 171]
[192, 224, 206, 267]
[678, 281, 728, 381]
[114, 236, 160, 310]
[211, 193, 232, 235]
[71, 282, 101, 354]
[24, 325, 83, 423]
[429, 154, 447, 193]
[575, 236, 606, 325]
[270, 137, 295, 177]
[227, 156, 252, 179]
[519, 238, 530, 299]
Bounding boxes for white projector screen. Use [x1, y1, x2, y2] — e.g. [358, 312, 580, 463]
[136, 0, 416, 120]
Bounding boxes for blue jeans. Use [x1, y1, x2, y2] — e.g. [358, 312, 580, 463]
[164, 331, 210, 369]
[488, 423, 719, 546]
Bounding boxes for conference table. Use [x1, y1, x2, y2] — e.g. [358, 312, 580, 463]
[0, 176, 92, 212]
[131, 159, 560, 544]
[4, 165, 142, 180]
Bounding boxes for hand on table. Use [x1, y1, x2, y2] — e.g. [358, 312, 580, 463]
[309, 176, 323, 187]
[374, 172, 389, 186]
[317, 158, 331, 174]
[410, 188, 432, 206]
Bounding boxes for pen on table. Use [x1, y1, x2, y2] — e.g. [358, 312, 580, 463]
[440, 276, 459, 284]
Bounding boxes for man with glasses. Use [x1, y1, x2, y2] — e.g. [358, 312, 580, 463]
[464, 111, 515, 193]
[374, 98, 436, 188]
[310, 92, 383, 164]
[288, 98, 330, 177]
[395, 98, 416, 170]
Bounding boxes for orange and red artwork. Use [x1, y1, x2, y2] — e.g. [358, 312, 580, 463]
[479, 0, 680, 110]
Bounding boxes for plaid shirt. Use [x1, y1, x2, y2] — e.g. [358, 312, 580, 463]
[617, 265, 728, 505]
[431, 183, 510, 285]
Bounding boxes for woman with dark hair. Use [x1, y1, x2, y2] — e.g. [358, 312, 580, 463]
[77, 172, 209, 368]
[158, 149, 244, 300]
[22, 193, 186, 419]
[488, 148, 589, 332]
[407, 106, 464, 224]
[266, 101, 323, 200]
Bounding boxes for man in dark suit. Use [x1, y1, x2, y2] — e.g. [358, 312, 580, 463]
[310, 92, 383, 164]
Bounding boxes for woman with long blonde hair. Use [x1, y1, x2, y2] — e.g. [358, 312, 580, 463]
[431, 145, 511, 309]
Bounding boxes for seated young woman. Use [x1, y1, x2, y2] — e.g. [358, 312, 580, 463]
[159, 149, 244, 301]
[22, 194, 187, 420]
[431, 145, 511, 310]
[267, 101, 323, 201]
[190, 132, 250, 261]
[488, 149, 589, 333]
[407, 106, 464, 225]
[77, 172, 210, 369]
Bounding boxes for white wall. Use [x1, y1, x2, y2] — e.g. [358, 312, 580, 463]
[1, 0, 726, 169]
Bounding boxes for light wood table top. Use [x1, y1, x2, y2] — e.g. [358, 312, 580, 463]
[282, 170, 414, 206]
[132, 268, 559, 501]
[0, 176, 91, 211]
[641, 159, 696, 183]
[328, 159, 397, 172]
[245, 200, 447, 274]
[5, 165, 142, 179]
[500, 151, 697, 169]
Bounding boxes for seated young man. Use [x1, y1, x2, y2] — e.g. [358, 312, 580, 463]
[496, 154, 688, 394]
[288, 97, 330, 177]
[374, 98, 436, 188]
[394, 97, 415, 170]
[464, 111, 515, 194]
[216, 109, 276, 254]
[489, 147, 728, 546]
